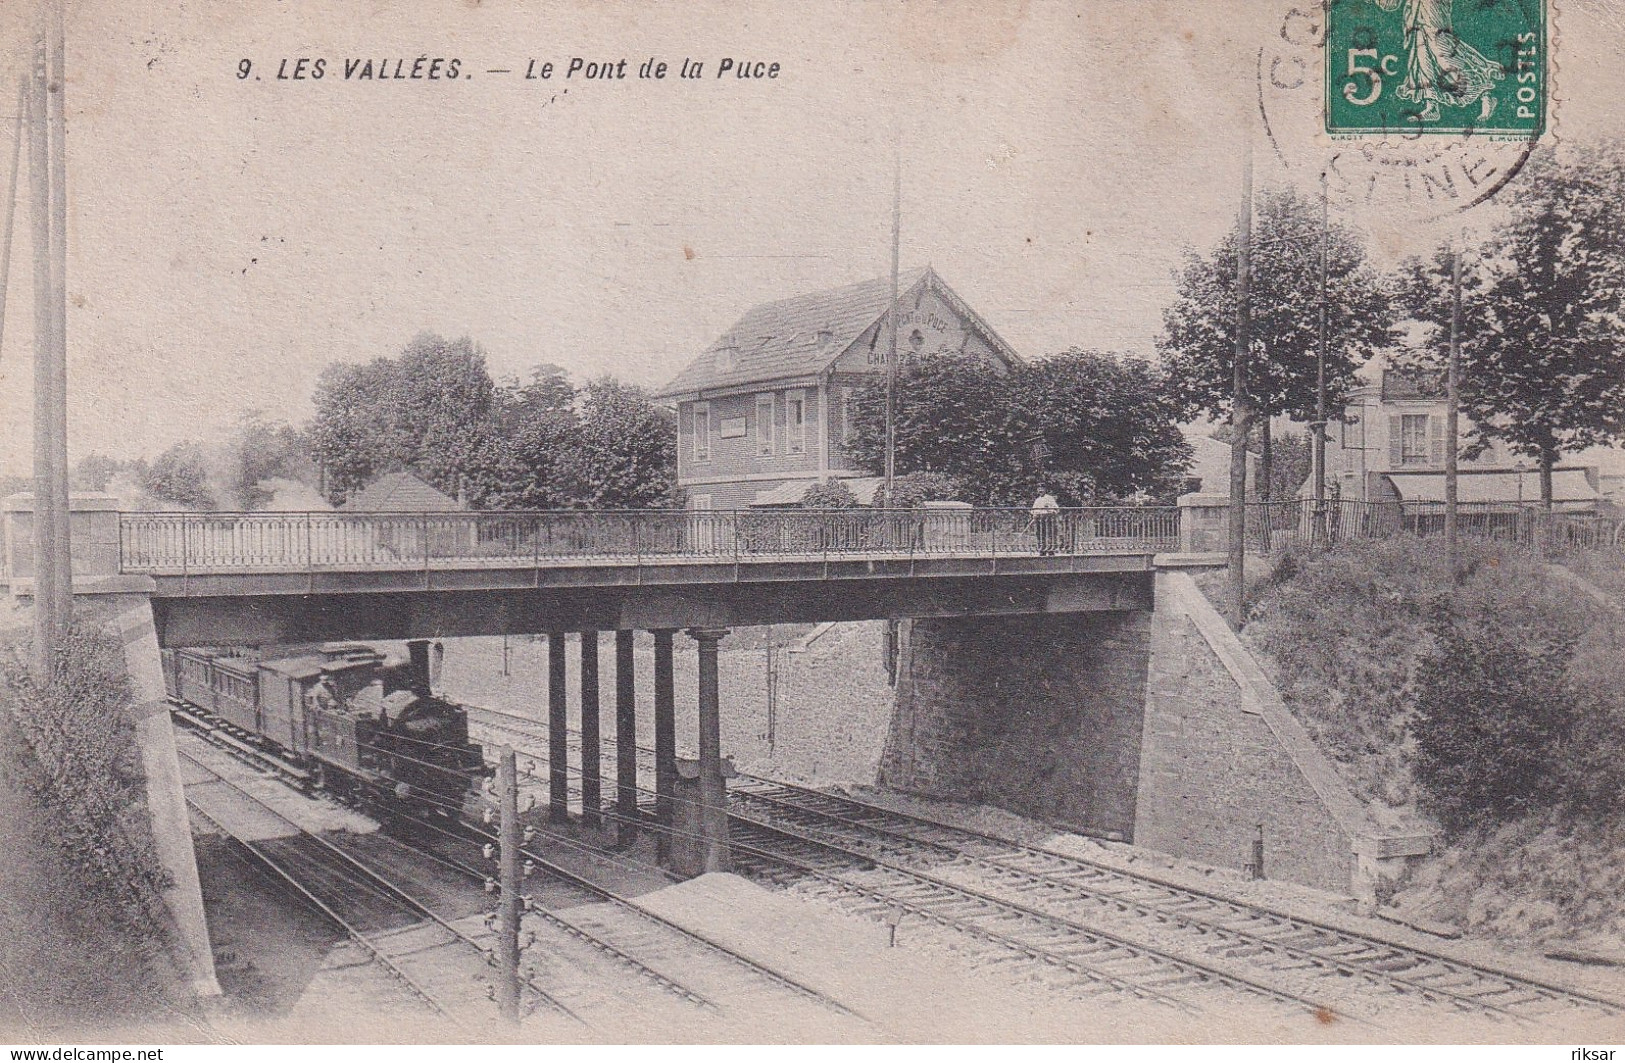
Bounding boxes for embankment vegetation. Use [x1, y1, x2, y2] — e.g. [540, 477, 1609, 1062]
[1216, 538, 1625, 942]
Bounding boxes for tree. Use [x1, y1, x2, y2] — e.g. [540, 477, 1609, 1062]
[217, 411, 314, 510]
[309, 333, 499, 503]
[848, 353, 1020, 504]
[1009, 351, 1191, 504]
[468, 365, 581, 510]
[1158, 184, 1396, 497]
[136, 441, 215, 510]
[555, 377, 678, 509]
[1393, 144, 1625, 509]
[72, 454, 124, 492]
[847, 350, 1190, 506]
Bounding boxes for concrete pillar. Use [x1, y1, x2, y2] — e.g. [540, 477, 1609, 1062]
[653, 629, 677, 861]
[686, 627, 731, 873]
[579, 629, 601, 829]
[614, 629, 637, 844]
[547, 632, 568, 822]
[112, 596, 221, 997]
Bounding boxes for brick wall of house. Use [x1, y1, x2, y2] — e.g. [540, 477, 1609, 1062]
[878, 612, 1152, 839]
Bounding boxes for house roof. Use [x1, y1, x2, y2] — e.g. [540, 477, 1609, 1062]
[656, 267, 1019, 399]
[341, 471, 460, 512]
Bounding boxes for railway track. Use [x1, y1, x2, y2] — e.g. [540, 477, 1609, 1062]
[177, 702, 867, 1033]
[178, 746, 584, 1030]
[462, 702, 1625, 1027]
[724, 777, 1624, 1026]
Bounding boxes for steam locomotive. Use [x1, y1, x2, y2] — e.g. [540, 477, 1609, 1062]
[163, 639, 488, 820]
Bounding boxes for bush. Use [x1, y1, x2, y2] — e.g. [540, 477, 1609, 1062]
[872, 471, 959, 509]
[1, 623, 174, 937]
[801, 480, 859, 509]
[1412, 611, 1578, 834]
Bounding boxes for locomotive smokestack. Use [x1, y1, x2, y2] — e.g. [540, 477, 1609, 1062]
[406, 639, 433, 697]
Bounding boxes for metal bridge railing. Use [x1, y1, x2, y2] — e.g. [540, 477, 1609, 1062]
[116, 505, 1185, 574]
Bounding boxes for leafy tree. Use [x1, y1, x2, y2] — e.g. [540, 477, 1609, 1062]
[1393, 144, 1625, 509]
[555, 377, 678, 509]
[1009, 351, 1191, 504]
[136, 441, 215, 510]
[72, 454, 124, 492]
[1158, 184, 1396, 496]
[848, 350, 1189, 506]
[309, 333, 499, 503]
[468, 365, 581, 510]
[218, 411, 314, 509]
[848, 353, 1020, 503]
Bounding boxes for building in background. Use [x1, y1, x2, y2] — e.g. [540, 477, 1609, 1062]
[656, 268, 1021, 509]
[1312, 361, 1604, 513]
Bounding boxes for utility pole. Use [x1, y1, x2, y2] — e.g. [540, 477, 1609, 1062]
[0, 80, 24, 368]
[1445, 234, 1462, 577]
[1227, 135, 1254, 630]
[496, 747, 521, 1024]
[1311, 167, 1330, 545]
[883, 140, 901, 506]
[28, 10, 60, 678]
[47, 0, 69, 621]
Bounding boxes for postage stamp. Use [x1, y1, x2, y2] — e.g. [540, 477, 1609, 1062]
[1324, 0, 1546, 137]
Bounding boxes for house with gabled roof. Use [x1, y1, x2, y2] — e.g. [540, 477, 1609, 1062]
[655, 267, 1021, 509]
[340, 470, 460, 513]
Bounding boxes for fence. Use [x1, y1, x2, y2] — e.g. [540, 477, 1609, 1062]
[117, 505, 1185, 573]
[1237, 498, 1625, 556]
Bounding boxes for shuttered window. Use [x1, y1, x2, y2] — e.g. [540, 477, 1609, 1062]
[1391, 413, 1438, 467]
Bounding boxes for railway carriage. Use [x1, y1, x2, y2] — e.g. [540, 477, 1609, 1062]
[163, 641, 486, 819]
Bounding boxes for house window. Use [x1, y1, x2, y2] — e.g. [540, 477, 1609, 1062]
[840, 388, 855, 444]
[1400, 414, 1430, 465]
[786, 390, 807, 455]
[756, 394, 775, 457]
[692, 402, 711, 462]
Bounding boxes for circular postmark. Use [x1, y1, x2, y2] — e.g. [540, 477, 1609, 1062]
[1258, 1, 1549, 226]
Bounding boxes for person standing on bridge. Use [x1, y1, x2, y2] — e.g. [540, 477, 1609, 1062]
[1031, 487, 1061, 556]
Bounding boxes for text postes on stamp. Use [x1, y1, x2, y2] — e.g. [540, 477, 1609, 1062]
[1325, 0, 1545, 137]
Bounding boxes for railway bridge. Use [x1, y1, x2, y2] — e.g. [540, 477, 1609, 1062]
[4, 493, 1421, 1000]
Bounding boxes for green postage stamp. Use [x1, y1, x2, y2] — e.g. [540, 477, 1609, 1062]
[1325, 0, 1545, 136]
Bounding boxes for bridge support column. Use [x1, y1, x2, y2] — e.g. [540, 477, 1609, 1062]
[547, 632, 568, 823]
[580, 630, 602, 829]
[653, 629, 677, 862]
[687, 627, 731, 873]
[615, 629, 637, 845]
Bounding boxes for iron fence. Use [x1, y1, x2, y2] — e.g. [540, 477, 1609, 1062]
[117, 505, 1185, 573]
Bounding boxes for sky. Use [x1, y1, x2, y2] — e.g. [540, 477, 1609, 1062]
[0, 0, 1622, 471]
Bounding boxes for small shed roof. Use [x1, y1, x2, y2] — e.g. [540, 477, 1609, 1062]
[341, 471, 460, 512]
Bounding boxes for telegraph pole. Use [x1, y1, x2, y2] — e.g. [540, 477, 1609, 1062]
[883, 139, 901, 505]
[28, 10, 61, 678]
[47, 0, 69, 620]
[1227, 135, 1254, 630]
[1311, 168, 1330, 545]
[496, 747, 521, 1024]
[0, 80, 23, 369]
[1445, 235, 1462, 576]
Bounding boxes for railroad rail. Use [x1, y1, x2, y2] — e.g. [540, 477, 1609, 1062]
[462, 703, 1625, 1027]
[178, 701, 864, 1027]
[725, 778, 1623, 1025]
[178, 745, 584, 1028]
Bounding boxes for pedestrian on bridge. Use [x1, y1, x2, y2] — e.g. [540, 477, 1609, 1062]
[1031, 487, 1061, 555]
